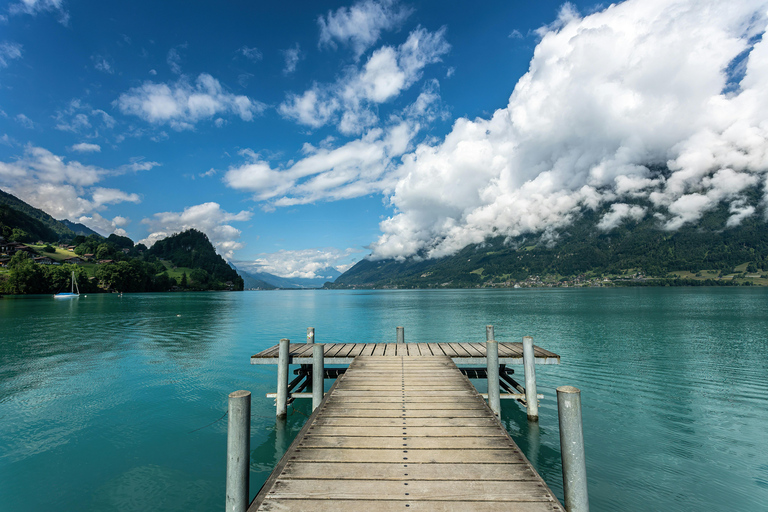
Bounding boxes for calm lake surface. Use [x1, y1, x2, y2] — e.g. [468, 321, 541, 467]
[1, 288, 767, 511]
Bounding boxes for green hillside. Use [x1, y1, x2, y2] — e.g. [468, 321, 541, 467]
[0, 194, 244, 293]
[330, 200, 768, 289]
[0, 204, 60, 243]
[0, 189, 75, 239]
[146, 229, 244, 290]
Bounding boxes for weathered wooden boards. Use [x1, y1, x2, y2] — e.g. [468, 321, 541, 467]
[248, 356, 564, 511]
[251, 342, 560, 365]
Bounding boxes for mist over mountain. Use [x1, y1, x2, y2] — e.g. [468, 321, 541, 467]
[369, 0, 768, 263]
[331, 191, 768, 288]
[235, 266, 341, 289]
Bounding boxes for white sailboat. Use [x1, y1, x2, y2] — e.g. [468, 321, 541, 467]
[54, 271, 80, 299]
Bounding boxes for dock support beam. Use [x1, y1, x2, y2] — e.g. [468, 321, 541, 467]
[276, 338, 289, 418]
[523, 336, 539, 421]
[306, 327, 314, 344]
[226, 390, 250, 512]
[312, 344, 324, 411]
[397, 326, 404, 343]
[557, 386, 589, 512]
[486, 339, 500, 417]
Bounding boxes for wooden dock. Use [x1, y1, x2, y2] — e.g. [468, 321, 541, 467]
[248, 355, 565, 511]
[251, 342, 560, 366]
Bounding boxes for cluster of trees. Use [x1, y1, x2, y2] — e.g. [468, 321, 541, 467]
[0, 204, 59, 243]
[72, 233, 146, 261]
[1, 252, 95, 294]
[1, 230, 244, 294]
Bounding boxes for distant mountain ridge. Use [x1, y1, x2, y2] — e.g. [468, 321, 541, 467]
[61, 219, 101, 237]
[329, 197, 768, 289]
[235, 266, 341, 289]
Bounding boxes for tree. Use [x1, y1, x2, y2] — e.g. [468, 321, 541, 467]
[6, 252, 47, 294]
[180, 272, 188, 287]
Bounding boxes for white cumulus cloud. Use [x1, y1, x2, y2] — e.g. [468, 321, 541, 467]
[318, 0, 412, 59]
[280, 26, 449, 135]
[236, 247, 363, 279]
[368, 0, 768, 260]
[224, 118, 419, 207]
[0, 145, 150, 219]
[70, 142, 101, 153]
[115, 73, 266, 130]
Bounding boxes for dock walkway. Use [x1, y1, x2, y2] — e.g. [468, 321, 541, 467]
[249, 355, 565, 511]
[251, 342, 560, 366]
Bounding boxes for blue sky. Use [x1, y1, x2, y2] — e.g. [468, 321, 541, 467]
[2, 0, 768, 278]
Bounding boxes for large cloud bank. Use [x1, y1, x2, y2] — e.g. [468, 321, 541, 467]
[371, 0, 768, 260]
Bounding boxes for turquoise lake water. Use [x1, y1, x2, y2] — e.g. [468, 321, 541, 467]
[1, 288, 767, 511]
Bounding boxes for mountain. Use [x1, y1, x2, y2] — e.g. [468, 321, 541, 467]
[229, 263, 277, 290]
[329, 199, 768, 289]
[146, 229, 244, 290]
[61, 219, 101, 237]
[0, 204, 60, 242]
[236, 270, 277, 290]
[0, 189, 75, 238]
[288, 267, 342, 288]
[237, 266, 341, 289]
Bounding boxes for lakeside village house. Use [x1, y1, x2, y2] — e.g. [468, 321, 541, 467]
[0, 237, 127, 268]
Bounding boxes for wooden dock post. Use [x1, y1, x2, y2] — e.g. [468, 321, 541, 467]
[306, 327, 314, 344]
[312, 344, 324, 411]
[557, 385, 589, 512]
[396, 326, 404, 343]
[226, 390, 250, 512]
[486, 339, 501, 417]
[276, 338, 290, 418]
[523, 336, 539, 421]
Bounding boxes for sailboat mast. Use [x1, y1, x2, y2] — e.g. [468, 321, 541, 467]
[71, 271, 75, 294]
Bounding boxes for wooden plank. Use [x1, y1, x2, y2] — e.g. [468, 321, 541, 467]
[319, 409, 493, 418]
[312, 417, 500, 427]
[371, 343, 386, 356]
[266, 479, 553, 501]
[289, 448, 527, 464]
[448, 342, 473, 357]
[417, 343, 433, 356]
[499, 343, 523, 358]
[329, 396, 480, 403]
[321, 402, 488, 411]
[298, 436, 517, 450]
[280, 462, 535, 480]
[323, 343, 347, 358]
[360, 343, 376, 356]
[462, 343, 486, 357]
[305, 426, 507, 437]
[258, 500, 560, 512]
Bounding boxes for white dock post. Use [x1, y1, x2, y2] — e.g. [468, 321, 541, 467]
[486, 325, 494, 342]
[557, 386, 589, 512]
[276, 338, 290, 418]
[486, 339, 501, 417]
[306, 327, 314, 344]
[312, 344, 324, 411]
[397, 326, 404, 343]
[226, 390, 250, 512]
[522, 335, 539, 421]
